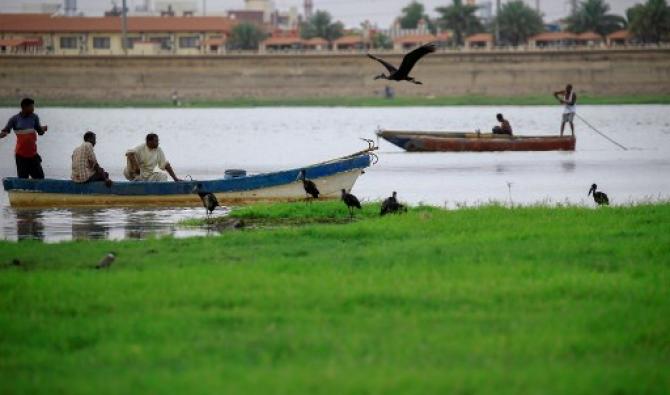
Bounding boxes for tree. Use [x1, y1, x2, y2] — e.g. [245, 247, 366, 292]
[372, 32, 393, 49]
[567, 0, 627, 37]
[300, 10, 344, 42]
[495, 0, 544, 46]
[400, 1, 428, 29]
[436, 0, 484, 46]
[627, 0, 670, 43]
[228, 23, 267, 50]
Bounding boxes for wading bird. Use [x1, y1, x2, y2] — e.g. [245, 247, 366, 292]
[367, 42, 437, 85]
[341, 189, 362, 218]
[588, 183, 609, 206]
[298, 169, 319, 202]
[193, 184, 220, 217]
[96, 252, 116, 269]
[380, 191, 406, 216]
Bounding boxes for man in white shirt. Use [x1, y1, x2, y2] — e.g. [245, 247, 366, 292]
[554, 84, 577, 136]
[124, 133, 181, 182]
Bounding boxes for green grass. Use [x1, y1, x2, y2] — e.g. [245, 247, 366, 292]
[1, 203, 670, 395]
[1, 94, 669, 108]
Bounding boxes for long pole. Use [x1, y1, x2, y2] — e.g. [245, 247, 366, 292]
[121, 0, 128, 55]
[575, 114, 628, 151]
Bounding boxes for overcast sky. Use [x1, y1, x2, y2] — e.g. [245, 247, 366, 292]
[0, 0, 642, 27]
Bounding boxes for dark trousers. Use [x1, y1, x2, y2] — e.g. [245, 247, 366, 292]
[15, 154, 44, 179]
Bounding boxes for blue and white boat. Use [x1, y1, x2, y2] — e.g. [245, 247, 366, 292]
[2, 151, 374, 208]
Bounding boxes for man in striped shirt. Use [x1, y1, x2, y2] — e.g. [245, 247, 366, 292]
[71, 131, 112, 187]
[0, 98, 48, 179]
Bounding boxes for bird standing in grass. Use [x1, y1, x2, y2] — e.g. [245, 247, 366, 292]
[367, 42, 437, 85]
[381, 191, 406, 216]
[96, 252, 116, 269]
[588, 184, 609, 206]
[298, 169, 319, 202]
[192, 184, 219, 217]
[341, 189, 362, 218]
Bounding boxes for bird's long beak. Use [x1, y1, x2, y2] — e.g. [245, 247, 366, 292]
[588, 187, 594, 196]
[374, 74, 384, 80]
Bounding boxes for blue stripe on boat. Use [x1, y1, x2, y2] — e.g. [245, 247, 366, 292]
[3, 154, 371, 196]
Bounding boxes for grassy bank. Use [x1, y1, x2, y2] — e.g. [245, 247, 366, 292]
[1, 94, 669, 108]
[1, 203, 669, 395]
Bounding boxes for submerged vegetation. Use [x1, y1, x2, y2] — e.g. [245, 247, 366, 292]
[1, 95, 669, 109]
[1, 202, 669, 394]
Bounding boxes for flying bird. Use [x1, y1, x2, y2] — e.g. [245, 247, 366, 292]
[193, 184, 220, 217]
[341, 189, 362, 218]
[380, 191, 406, 216]
[588, 184, 609, 206]
[298, 169, 320, 201]
[367, 42, 437, 85]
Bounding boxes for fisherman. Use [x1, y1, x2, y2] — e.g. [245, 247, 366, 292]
[124, 133, 180, 182]
[71, 131, 112, 187]
[492, 113, 513, 135]
[554, 84, 577, 136]
[0, 98, 48, 179]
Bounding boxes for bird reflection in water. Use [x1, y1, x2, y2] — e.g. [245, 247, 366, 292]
[561, 161, 577, 172]
[15, 210, 45, 241]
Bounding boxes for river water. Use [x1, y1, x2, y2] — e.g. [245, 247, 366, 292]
[1, 105, 669, 242]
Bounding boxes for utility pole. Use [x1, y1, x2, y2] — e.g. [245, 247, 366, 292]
[121, 0, 128, 55]
[495, 0, 501, 43]
[570, 0, 578, 14]
[536, 0, 541, 13]
[202, 0, 207, 16]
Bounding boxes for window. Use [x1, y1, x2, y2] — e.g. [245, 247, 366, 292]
[92, 37, 111, 49]
[126, 36, 142, 49]
[150, 36, 171, 50]
[59, 36, 78, 49]
[179, 36, 199, 48]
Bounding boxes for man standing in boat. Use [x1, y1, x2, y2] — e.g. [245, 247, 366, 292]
[124, 133, 181, 182]
[0, 98, 48, 179]
[554, 84, 577, 136]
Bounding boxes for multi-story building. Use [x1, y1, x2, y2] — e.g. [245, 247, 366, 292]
[0, 13, 235, 56]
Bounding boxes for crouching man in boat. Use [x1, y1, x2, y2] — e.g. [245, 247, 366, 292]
[124, 133, 181, 182]
[554, 84, 577, 136]
[71, 131, 113, 187]
[492, 113, 513, 135]
[0, 98, 48, 179]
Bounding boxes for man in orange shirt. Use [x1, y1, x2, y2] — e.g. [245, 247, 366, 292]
[0, 98, 48, 179]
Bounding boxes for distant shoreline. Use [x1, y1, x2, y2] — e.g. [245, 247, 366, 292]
[1, 95, 669, 108]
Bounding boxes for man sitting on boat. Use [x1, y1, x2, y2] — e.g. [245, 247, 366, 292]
[492, 113, 513, 135]
[554, 84, 577, 136]
[123, 133, 181, 182]
[71, 131, 112, 187]
[0, 98, 48, 179]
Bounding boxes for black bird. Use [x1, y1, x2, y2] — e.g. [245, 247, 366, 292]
[380, 191, 406, 216]
[341, 189, 362, 218]
[192, 184, 220, 217]
[588, 184, 609, 206]
[298, 169, 320, 201]
[367, 42, 437, 85]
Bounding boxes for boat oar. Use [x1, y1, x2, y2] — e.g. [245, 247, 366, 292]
[575, 114, 628, 151]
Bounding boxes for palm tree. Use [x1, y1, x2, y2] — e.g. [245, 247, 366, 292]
[495, 0, 544, 46]
[300, 10, 344, 43]
[567, 0, 627, 37]
[436, 0, 484, 46]
[627, 0, 670, 43]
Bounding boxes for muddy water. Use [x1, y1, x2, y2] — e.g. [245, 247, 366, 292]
[1, 105, 669, 242]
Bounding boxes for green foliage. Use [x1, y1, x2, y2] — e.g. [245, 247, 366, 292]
[371, 32, 393, 49]
[1, 203, 670, 394]
[399, 1, 430, 29]
[627, 0, 670, 43]
[436, 0, 484, 46]
[567, 0, 627, 37]
[228, 23, 267, 50]
[300, 10, 344, 42]
[495, 0, 545, 46]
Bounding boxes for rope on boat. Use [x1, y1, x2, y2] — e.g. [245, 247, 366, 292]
[575, 114, 628, 151]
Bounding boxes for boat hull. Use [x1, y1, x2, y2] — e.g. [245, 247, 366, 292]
[377, 130, 576, 152]
[3, 154, 371, 208]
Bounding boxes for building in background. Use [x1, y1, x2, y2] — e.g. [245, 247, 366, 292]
[0, 13, 235, 55]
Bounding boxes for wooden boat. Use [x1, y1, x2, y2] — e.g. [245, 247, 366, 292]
[2, 151, 374, 208]
[377, 130, 576, 152]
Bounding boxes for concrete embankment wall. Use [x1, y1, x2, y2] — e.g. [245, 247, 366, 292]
[0, 49, 669, 101]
